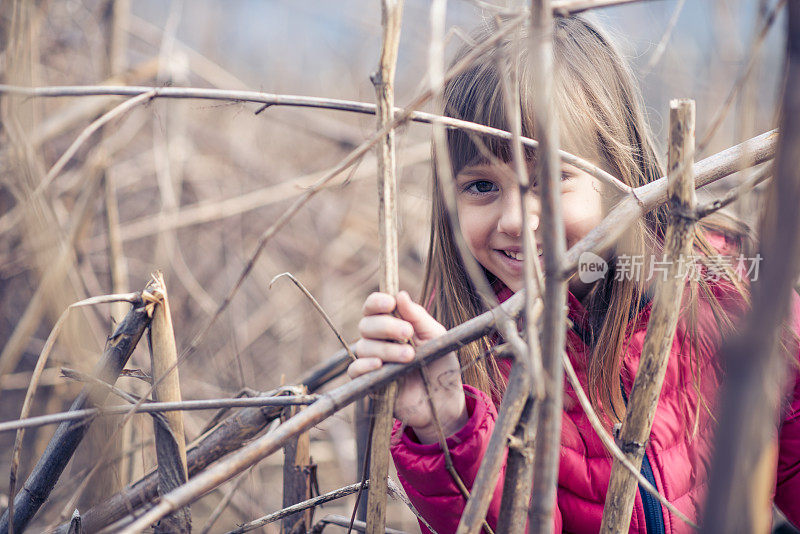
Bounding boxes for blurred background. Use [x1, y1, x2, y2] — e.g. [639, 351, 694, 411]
[0, 0, 787, 531]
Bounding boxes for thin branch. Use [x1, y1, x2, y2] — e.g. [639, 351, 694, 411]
[0, 395, 320, 434]
[313, 514, 406, 534]
[0, 85, 631, 198]
[695, 164, 772, 219]
[270, 272, 355, 361]
[551, 0, 656, 15]
[641, 0, 687, 76]
[227, 481, 369, 534]
[199, 471, 248, 534]
[528, 1, 568, 531]
[496, 26, 544, 534]
[695, 0, 785, 155]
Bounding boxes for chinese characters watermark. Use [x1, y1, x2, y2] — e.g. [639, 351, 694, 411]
[577, 252, 762, 284]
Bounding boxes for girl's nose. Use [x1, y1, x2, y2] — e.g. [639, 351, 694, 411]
[497, 192, 523, 236]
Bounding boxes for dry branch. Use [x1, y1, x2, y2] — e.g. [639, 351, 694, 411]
[281, 388, 314, 534]
[529, 1, 568, 532]
[367, 2, 404, 533]
[229, 481, 369, 534]
[312, 514, 406, 534]
[0, 297, 150, 534]
[702, 4, 800, 531]
[562, 129, 777, 279]
[600, 99, 698, 533]
[0, 395, 319, 434]
[270, 273, 355, 361]
[455, 360, 532, 534]
[695, 164, 771, 219]
[0, 85, 629, 201]
[146, 273, 191, 533]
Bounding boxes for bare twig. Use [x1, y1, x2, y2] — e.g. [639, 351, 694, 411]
[495, 25, 544, 534]
[695, 0, 785, 155]
[313, 514, 406, 534]
[0, 85, 630, 199]
[270, 272, 355, 361]
[641, 0, 687, 75]
[367, 2, 404, 532]
[199, 471, 248, 534]
[528, 2, 568, 531]
[0, 395, 320, 434]
[228, 481, 369, 534]
[695, 164, 772, 219]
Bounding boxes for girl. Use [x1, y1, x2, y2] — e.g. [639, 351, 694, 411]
[348, 16, 800, 534]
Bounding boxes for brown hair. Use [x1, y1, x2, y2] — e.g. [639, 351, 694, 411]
[421, 15, 753, 427]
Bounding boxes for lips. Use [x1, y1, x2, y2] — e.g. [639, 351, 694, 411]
[497, 247, 544, 261]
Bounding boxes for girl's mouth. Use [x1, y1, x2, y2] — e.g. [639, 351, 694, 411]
[498, 249, 544, 261]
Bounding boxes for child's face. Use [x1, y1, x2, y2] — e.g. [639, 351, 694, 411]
[455, 160, 605, 298]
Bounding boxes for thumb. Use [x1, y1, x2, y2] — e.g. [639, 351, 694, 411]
[395, 291, 445, 342]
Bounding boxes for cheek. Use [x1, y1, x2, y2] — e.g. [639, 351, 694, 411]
[561, 196, 603, 247]
[457, 206, 490, 255]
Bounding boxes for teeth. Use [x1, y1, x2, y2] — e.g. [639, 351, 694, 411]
[503, 250, 523, 261]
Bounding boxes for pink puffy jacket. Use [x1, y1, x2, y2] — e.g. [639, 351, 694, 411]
[390, 235, 800, 533]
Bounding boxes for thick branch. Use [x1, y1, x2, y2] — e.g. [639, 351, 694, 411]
[702, 4, 800, 532]
[600, 99, 698, 533]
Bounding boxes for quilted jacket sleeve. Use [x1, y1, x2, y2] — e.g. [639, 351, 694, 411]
[774, 293, 800, 527]
[390, 384, 563, 533]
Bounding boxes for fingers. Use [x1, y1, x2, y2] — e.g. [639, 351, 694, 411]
[358, 314, 413, 343]
[347, 357, 382, 378]
[395, 291, 446, 342]
[362, 292, 396, 316]
[354, 338, 415, 364]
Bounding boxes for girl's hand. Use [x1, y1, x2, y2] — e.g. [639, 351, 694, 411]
[348, 291, 467, 444]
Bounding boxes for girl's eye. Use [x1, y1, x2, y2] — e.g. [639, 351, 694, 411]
[464, 180, 498, 195]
